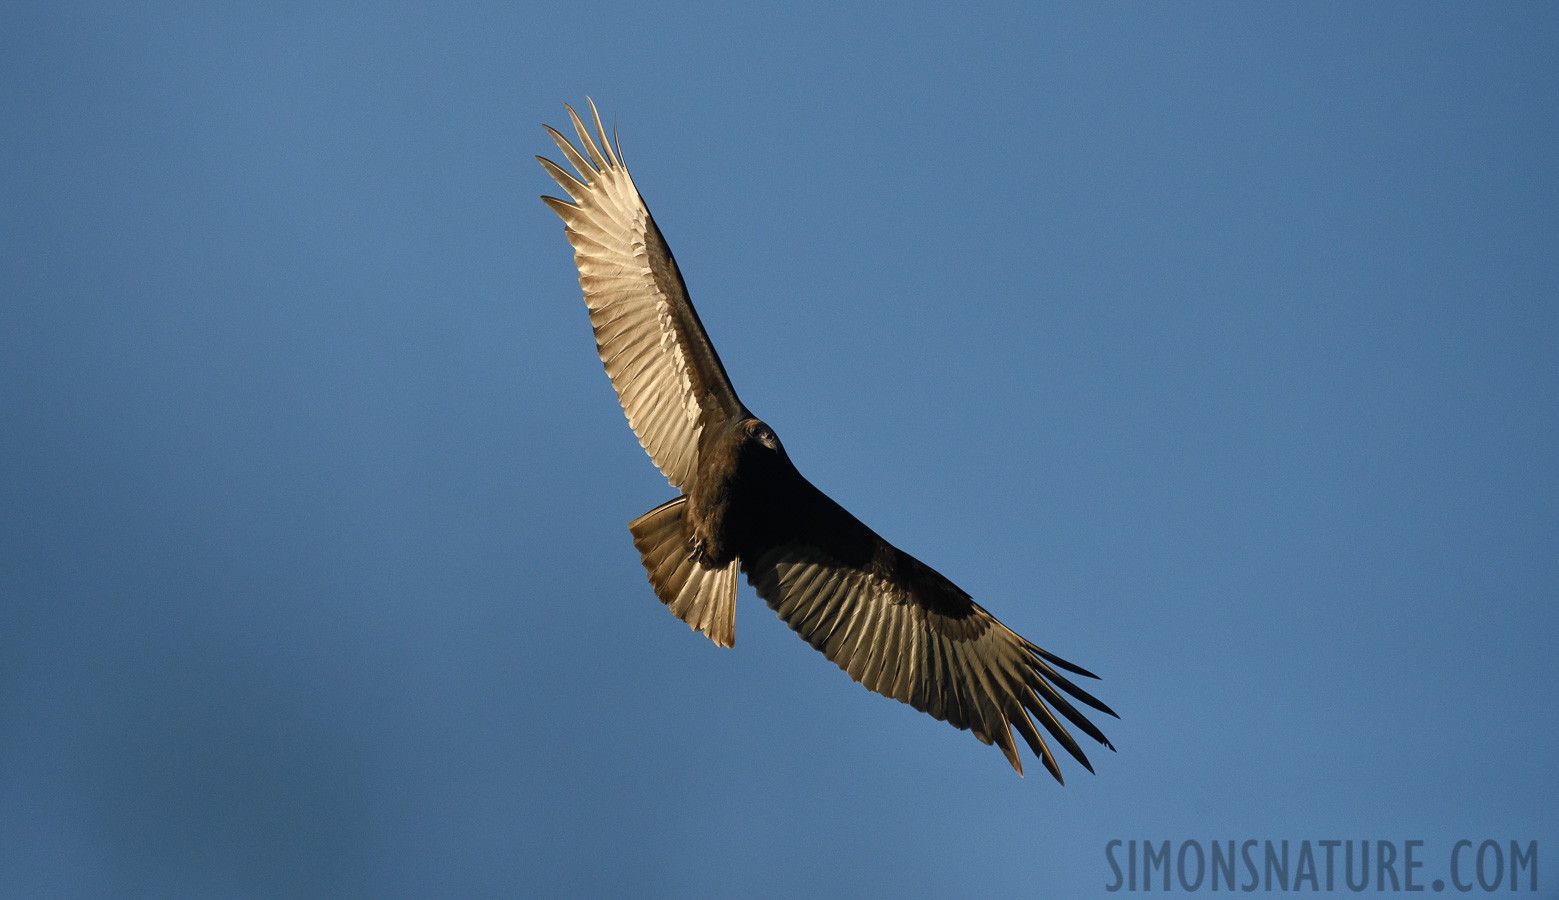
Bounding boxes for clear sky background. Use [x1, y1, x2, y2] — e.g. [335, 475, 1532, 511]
[3, 3, 1556, 898]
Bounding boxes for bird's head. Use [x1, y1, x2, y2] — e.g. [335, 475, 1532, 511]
[742, 418, 783, 453]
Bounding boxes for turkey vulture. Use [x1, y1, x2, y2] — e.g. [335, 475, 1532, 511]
[539, 101, 1116, 781]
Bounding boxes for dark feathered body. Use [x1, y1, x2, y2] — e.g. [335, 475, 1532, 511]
[685, 419, 796, 562]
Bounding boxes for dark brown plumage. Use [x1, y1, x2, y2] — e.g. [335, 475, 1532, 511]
[540, 101, 1116, 781]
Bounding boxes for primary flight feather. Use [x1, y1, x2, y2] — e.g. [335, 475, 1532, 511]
[539, 100, 1116, 780]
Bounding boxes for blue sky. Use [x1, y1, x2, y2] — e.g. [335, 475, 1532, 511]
[2, 3, 1555, 897]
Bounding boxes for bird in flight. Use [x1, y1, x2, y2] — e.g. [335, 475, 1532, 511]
[539, 101, 1116, 781]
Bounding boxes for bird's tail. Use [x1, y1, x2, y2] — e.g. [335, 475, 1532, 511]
[628, 497, 738, 648]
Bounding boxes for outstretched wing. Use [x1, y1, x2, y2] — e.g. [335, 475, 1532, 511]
[743, 489, 1117, 781]
[539, 101, 745, 492]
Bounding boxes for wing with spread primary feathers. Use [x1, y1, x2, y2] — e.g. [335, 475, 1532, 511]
[539, 101, 745, 492]
[742, 493, 1117, 781]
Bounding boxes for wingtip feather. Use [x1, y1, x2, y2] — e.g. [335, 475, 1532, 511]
[586, 97, 621, 168]
[1026, 641, 1103, 680]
